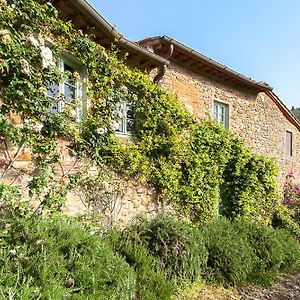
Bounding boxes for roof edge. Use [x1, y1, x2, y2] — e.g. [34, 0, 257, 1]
[67, 0, 169, 66]
[139, 35, 272, 92]
[265, 91, 300, 131]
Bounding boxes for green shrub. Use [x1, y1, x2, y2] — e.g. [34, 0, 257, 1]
[118, 243, 174, 300]
[234, 221, 284, 285]
[220, 144, 280, 225]
[200, 218, 257, 286]
[0, 215, 136, 299]
[272, 205, 300, 236]
[274, 229, 300, 273]
[122, 216, 208, 282]
[232, 220, 300, 286]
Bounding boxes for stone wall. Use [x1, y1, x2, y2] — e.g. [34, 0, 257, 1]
[0, 138, 171, 226]
[2, 61, 299, 223]
[163, 62, 300, 184]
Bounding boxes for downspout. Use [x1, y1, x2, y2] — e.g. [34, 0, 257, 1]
[153, 44, 174, 85]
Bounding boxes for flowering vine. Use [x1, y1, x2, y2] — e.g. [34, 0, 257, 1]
[0, 0, 298, 232]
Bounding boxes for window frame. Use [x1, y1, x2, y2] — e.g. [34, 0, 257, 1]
[213, 100, 229, 129]
[47, 52, 88, 122]
[285, 130, 293, 157]
[114, 101, 135, 136]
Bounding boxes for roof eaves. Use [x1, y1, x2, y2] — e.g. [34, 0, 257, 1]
[67, 0, 169, 66]
[139, 36, 272, 92]
[160, 36, 272, 92]
[265, 91, 300, 131]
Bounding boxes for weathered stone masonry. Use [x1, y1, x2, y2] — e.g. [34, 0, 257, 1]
[163, 62, 300, 183]
[2, 0, 299, 224]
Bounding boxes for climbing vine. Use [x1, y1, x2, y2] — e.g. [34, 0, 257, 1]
[0, 0, 296, 228]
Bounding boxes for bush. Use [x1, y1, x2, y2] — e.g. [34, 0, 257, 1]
[234, 221, 285, 285]
[220, 145, 280, 226]
[118, 243, 174, 300]
[272, 205, 300, 237]
[200, 218, 257, 286]
[274, 229, 300, 273]
[0, 215, 136, 299]
[121, 216, 208, 282]
[1, 212, 300, 299]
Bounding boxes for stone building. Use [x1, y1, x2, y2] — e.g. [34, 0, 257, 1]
[2, 0, 299, 223]
[138, 36, 300, 181]
[53, 0, 300, 182]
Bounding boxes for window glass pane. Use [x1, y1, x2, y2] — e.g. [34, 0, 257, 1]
[46, 58, 85, 119]
[213, 101, 228, 129]
[214, 104, 218, 120]
[64, 63, 76, 86]
[64, 83, 76, 103]
[114, 103, 125, 133]
[47, 82, 59, 98]
[126, 103, 135, 133]
[126, 118, 135, 133]
[286, 131, 292, 156]
[114, 102, 135, 135]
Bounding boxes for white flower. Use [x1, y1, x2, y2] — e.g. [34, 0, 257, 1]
[110, 120, 120, 130]
[117, 110, 124, 118]
[69, 109, 77, 118]
[28, 35, 39, 47]
[96, 128, 106, 135]
[119, 85, 128, 96]
[34, 123, 43, 132]
[36, 239, 44, 245]
[184, 104, 194, 113]
[9, 249, 17, 256]
[0, 29, 9, 36]
[20, 59, 30, 74]
[102, 181, 110, 190]
[99, 98, 106, 106]
[132, 94, 138, 101]
[0, 29, 11, 45]
[40, 46, 54, 68]
[38, 34, 45, 46]
[38, 86, 47, 95]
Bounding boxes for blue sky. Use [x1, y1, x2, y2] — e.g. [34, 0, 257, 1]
[89, 0, 300, 109]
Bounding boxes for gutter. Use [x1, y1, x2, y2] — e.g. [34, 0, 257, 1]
[161, 36, 272, 91]
[139, 36, 272, 92]
[68, 0, 169, 66]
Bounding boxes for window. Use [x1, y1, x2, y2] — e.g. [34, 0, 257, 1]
[115, 102, 135, 135]
[286, 131, 293, 156]
[47, 55, 87, 121]
[213, 101, 229, 129]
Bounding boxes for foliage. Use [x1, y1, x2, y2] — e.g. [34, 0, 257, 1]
[200, 218, 300, 286]
[283, 172, 300, 205]
[0, 213, 136, 299]
[121, 216, 208, 281]
[282, 172, 300, 223]
[0, 0, 290, 228]
[200, 218, 257, 286]
[291, 106, 300, 121]
[1, 211, 300, 298]
[272, 204, 300, 236]
[220, 142, 280, 225]
[103, 226, 176, 300]
[117, 243, 175, 300]
[234, 221, 287, 285]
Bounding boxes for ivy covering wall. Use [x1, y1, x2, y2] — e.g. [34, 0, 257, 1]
[0, 0, 297, 229]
